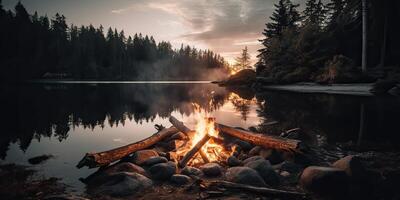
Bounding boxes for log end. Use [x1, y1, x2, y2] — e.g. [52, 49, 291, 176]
[76, 153, 97, 169]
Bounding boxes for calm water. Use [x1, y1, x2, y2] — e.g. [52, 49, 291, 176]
[1, 82, 399, 193]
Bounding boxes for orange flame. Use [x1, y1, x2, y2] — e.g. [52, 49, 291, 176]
[174, 104, 231, 166]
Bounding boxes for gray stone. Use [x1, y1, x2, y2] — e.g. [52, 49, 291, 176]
[332, 155, 365, 179]
[259, 149, 283, 164]
[148, 161, 176, 180]
[200, 163, 223, 177]
[170, 174, 191, 185]
[242, 156, 263, 165]
[181, 166, 203, 176]
[130, 150, 159, 165]
[234, 140, 253, 151]
[245, 159, 280, 186]
[142, 156, 168, 166]
[248, 146, 262, 156]
[227, 156, 242, 167]
[300, 166, 349, 198]
[97, 172, 152, 197]
[83, 162, 148, 186]
[104, 162, 147, 177]
[275, 161, 303, 174]
[225, 167, 266, 187]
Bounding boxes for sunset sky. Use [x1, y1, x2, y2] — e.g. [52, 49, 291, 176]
[3, 0, 306, 64]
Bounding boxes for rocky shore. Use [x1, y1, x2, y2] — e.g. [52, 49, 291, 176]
[2, 129, 400, 200]
[214, 69, 400, 96]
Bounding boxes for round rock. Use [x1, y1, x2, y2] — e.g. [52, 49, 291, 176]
[170, 174, 191, 185]
[96, 172, 152, 197]
[130, 150, 159, 165]
[332, 155, 365, 179]
[148, 161, 176, 180]
[83, 162, 148, 186]
[142, 156, 168, 166]
[249, 146, 262, 156]
[259, 149, 283, 164]
[234, 140, 253, 151]
[181, 166, 203, 176]
[200, 163, 223, 177]
[242, 156, 263, 165]
[226, 167, 266, 187]
[105, 162, 147, 177]
[245, 159, 280, 186]
[275, 161, 303, 174]
[227, 156, 242, 167]
[300, 166, 349, 198]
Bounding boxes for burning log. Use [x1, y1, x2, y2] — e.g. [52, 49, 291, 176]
[206, 181, 306, 199]
[76, 126, 179, 169]
[199, 150, 210, 163]
[216, 124, 301, 153]
[169, 116, 210, 164]
[169, 116, 192, 134]
[179, 134, 211, 168]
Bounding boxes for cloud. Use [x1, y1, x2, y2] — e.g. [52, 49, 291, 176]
[109, 0, 282, 64]
[174, 0, 275, 64]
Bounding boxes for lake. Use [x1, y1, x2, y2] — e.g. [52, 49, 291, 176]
[1, 82, 399, 193]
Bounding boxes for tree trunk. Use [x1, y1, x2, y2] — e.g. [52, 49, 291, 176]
[357, 103, 365, 148]
[362, 0, 368, 73]
[76, 126, 178, 168]
[380, 5, 388, 68]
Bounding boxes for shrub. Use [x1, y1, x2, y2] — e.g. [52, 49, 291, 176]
[316, 55, 360, 84]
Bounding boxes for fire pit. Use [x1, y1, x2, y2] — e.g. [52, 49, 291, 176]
[77, 112, 304, 199]
[170, 117, 231, 168]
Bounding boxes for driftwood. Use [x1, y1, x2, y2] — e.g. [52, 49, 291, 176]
[179, 134, 211, 168]
[76, 126, 179, 168]
[206, 181, 306, 199]
[216, 123, 301, 153]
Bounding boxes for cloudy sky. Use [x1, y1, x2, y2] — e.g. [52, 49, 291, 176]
[3, 0, 306, 64]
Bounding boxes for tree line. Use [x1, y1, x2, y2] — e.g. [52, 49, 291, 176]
[257, 0, 400, 84]
[0, 1, 229, 82]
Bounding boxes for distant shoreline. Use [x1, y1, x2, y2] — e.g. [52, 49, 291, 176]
[27, 80, 213, 84]
[260, 83, 374, 96]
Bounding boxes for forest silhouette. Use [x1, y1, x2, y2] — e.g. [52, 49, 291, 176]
[0, 1, 229, 82]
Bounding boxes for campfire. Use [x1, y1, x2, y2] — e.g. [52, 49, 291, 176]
[171, 117, 231, 167]
[77, 112, 300, 169]
[76, 111, 304, 199]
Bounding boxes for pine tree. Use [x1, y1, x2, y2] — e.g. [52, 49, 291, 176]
[258, 0, 301, 69]
[326, 0, 345, 30]
[233, 46, 251, 72]
[15, 1, 30, 22]
[303, 0, 326, 27]
[264, 0, 289, 38]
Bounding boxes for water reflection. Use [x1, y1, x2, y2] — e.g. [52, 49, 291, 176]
[0, 83, 231, 158]
[1, 83, 399, 191]
[255, 91, 400, 150]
